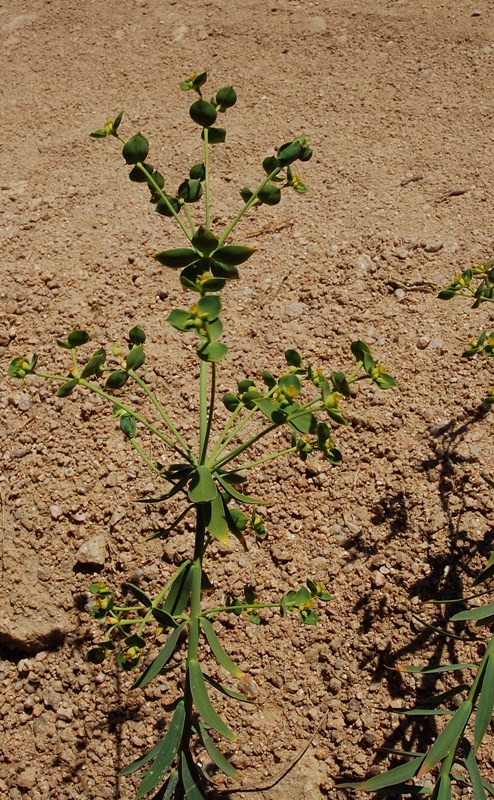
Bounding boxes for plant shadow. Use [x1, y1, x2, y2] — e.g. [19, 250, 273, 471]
[339, 403, 494, 787]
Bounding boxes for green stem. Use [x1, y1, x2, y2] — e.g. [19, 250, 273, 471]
[202, 599, 302, 617]
[207, 403, 246, 465]
[217, 166, 283, 245]
[208, 387, 278, 465]
[182, 204, 197, 237]
[80, 377, 195, 462]
[201, 362, 216, 465]
[199, 361, 209, 464]
[212, 423, 278, 472]
[129, 436, 161, 474]
[135, 561, 191, 636]
[231, 445, 297, 473]
[181, 508, 206, 781]
[128, 369, 193, 459]
[134, 159, 193, 242]
[203, 128, 210, 230]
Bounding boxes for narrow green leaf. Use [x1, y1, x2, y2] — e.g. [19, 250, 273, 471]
[436, 775, 452, 800]
[395, 663, 477, 674]
[339, 755, 424, 791]
[132, 623, 185, 689]
[465, 742, 487, 800]
[200, 618, 244, 678]
[204, 672, 254, 704]
[163, 771, 179, 800]
[216, 474, 266, 505]
[119, 738, 163, 776]
[189, 659, 236, 741]
[125, 583, 152, 607]
[188, 466, 217, 503]
[181, 750, 207, 800]
[384, 707, 454, 717]
[474, 551, 494, 586]
[197, 722, 240, 779]
[162, 563, 192, 616]
[451, 604, 494, 622]
[135, 474, 192, 503]
[417, 700, 472, 777]
[135, 700, 185, 798]
[474, 653, 494, 750]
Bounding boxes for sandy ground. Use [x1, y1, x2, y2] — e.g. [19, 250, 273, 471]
[1, 1, 494, 798]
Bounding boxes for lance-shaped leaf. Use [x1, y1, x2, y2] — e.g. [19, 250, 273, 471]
[132, 700, 185, 798]
[197, 721, 240, 779]
[161, 771, 179, 800]
[155, 248, 199, 269]
[136, 473, 193, 504]
[204, 672, 254, 704]
[393, 663, 477, 674]
[451, 604, 494, 623]
[474, 653, 494, 750]
[216, 474, 266, 505]
[124, 583, 152, 607]
[474, 551, 494, 586]
[417, 700, 472, 778]
[162, 563, 192, 616]
[188, 466, 217, 503]
[202, 494, 229, 543]
[464, 742, 488, 800]
[119, 738, 163, 776]
[181, 750, 207, 800]
[132, 622, 186, 689]
[436, 774, 452, 800]
[189, 659, 236, 741]
[339, 754, 425, 791]
[200, 617, 245, 678]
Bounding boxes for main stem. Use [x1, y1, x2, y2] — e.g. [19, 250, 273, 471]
[180, 507, 205, 796]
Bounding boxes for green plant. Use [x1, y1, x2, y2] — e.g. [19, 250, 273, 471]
[339, 265, 494, 799]
[9, 72, 396, 799]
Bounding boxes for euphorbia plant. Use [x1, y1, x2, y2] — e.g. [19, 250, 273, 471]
[9, 72, 396, 799]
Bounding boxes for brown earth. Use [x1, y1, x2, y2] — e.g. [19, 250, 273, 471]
[1, 1, 494, 798]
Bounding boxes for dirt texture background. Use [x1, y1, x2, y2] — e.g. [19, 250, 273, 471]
[1, 1, 494, 798]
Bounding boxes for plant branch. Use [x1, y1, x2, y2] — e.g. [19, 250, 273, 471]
[128, 369, 194, 460]
[217, 165, 283, 245]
